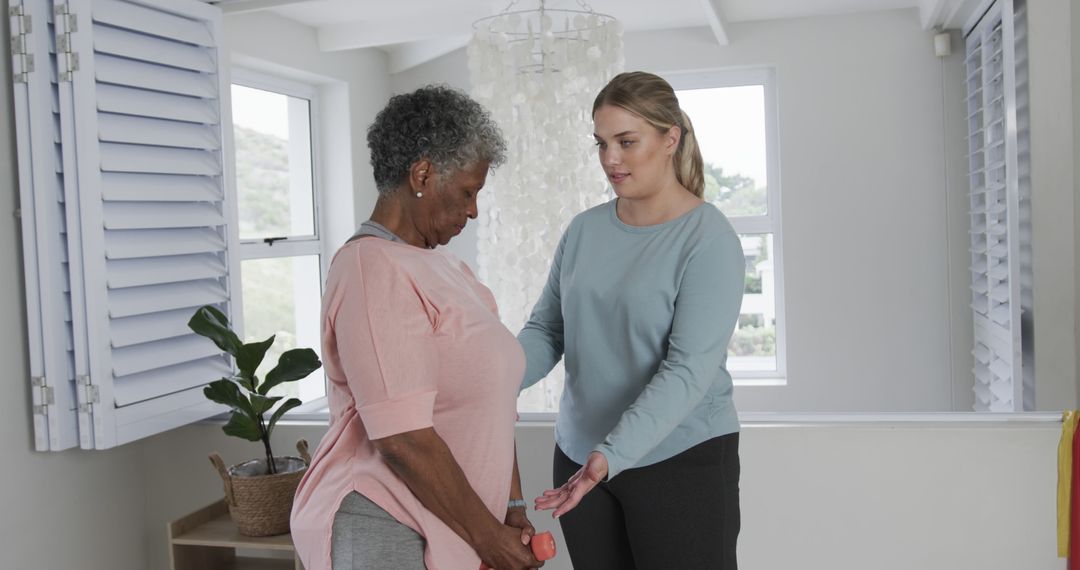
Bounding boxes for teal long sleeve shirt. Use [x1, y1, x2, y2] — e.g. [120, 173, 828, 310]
[518, 199, 745, 478]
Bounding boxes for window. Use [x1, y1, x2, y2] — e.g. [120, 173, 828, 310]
[667, 68, 786, 383]
[230, 71, 327, 406]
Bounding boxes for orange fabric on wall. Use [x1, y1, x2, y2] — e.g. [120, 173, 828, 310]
[1070, 415, 1080, 570]
[1061, 411, 1079, 557]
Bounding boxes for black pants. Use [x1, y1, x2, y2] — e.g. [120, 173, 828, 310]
[553, 433, 740, 570]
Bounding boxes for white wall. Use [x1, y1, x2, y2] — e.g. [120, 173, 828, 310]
[1071, 0, 1080, 406]
[735, 420, 1061, 569]
[141, 420, 1063, 570]
[0, 17, 148, 570]
[1028, 0, 1078, 411]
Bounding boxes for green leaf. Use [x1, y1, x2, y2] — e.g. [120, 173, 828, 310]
[233, 373, 257, 394]
[250, 394, 283, 417]
[267, 398, 302, 436]
[222, 412, 263, 442]
[260, 348, 322, 395]
[188, 306, 242, 358]
[203, 379, 254, 417]
[236, 335, 275, 386]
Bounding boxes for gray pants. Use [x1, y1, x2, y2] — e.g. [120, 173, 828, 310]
[331, 491, 427, 569]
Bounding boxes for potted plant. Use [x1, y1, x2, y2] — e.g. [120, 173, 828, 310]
[188, 305, 323, 536]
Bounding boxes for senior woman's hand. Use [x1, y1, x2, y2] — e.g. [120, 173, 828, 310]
[477, 523, 544, 569]
[534, 451, 609, 518]
[504, 506, 536, 545]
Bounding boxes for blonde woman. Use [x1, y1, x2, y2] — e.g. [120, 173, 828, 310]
[520, 71, 745, 569]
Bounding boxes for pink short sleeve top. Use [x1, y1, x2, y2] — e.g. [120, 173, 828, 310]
[290, 238, 524, 570]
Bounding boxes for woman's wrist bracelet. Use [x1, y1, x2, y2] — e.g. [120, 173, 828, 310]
[507, 498, 528, 510]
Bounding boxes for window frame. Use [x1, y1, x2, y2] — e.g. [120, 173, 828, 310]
[228, 68, 329, 413]
[663, 67, 788, 385]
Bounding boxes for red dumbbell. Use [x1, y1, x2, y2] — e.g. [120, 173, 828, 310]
[479, 531, 557, 569]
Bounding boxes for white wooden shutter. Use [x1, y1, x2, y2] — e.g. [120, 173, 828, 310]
[53, 0, 238, 448]
[1011, 0, 1034, 411]
[10, 0, 81, 451]
[964, 0, 1032, 412]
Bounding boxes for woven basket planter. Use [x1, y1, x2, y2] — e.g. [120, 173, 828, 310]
[209, 439, 311, 537]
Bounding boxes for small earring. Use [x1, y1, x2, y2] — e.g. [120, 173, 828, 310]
[416, 192, 423, 198]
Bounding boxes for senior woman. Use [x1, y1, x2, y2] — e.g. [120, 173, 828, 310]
[290, 86, 542, 570]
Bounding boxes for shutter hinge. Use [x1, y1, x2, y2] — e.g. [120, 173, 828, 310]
[9, 5, 34, 84]
[31, 376, 54, 416]
[54, 3, 78, 82]
[77, 375, 99, 412]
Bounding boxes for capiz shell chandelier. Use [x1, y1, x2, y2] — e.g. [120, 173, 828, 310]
[468, 1, 622, 411]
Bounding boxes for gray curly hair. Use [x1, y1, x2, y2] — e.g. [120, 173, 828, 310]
[367, 85, 507, 195]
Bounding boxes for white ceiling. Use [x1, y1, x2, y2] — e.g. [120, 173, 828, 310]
[208, 0, 985, 72]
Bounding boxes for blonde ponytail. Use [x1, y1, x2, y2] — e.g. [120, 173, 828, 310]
[674, 110, 705, 198]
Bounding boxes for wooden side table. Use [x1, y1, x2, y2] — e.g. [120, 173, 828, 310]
[168, 499, 304, 570]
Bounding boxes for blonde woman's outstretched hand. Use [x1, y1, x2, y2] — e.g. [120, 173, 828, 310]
[534, 451, 609, 518]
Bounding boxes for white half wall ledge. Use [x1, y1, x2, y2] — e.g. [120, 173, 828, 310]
[272, 411, 1065, 428]
[517, 411, 1063, 427]
[735, 411, 1062, 426]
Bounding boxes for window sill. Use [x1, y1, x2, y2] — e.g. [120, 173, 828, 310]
[215, 410, 1062, 430]
[734, 377, 786, 387]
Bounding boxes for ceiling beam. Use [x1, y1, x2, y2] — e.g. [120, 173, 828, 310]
[209, 0, 318, 15]
[317, 10, 486, 52]
[386, 36, 472, 74]
[698, 0, 729, 46]
[919, 0, 986, 30]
